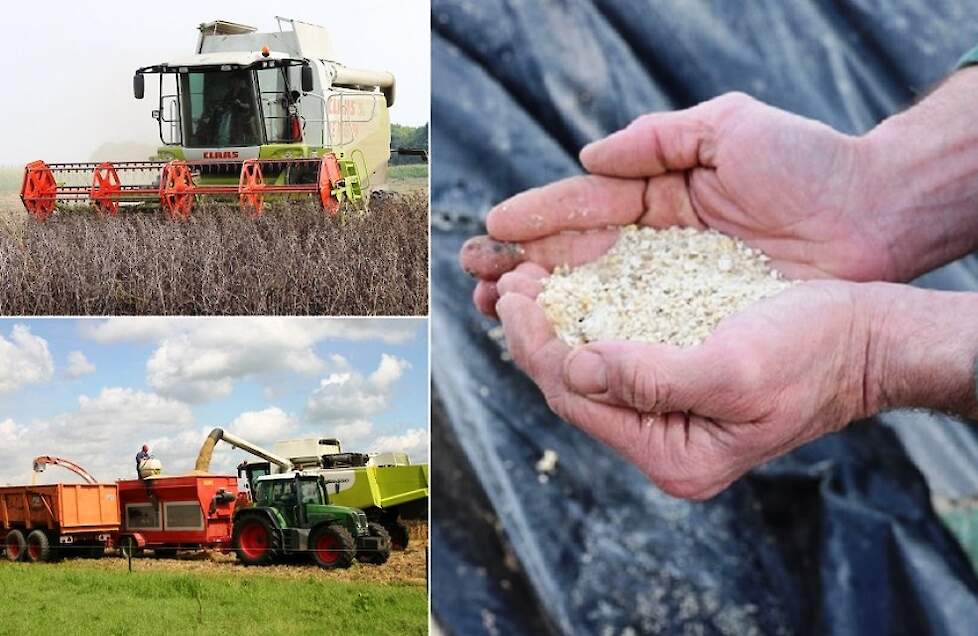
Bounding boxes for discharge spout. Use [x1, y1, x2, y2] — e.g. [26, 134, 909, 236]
[194, 428, 293, 473]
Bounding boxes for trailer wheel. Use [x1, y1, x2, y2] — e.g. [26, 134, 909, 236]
[233, 517, 279, 566]
[118, 536, 142, 559]
[4, 530, 26, 562]
[357, 522, 392, 565]
[25, 530, 52, 563]
[384, 521, 409, 551]
[309, 524, 355, 569]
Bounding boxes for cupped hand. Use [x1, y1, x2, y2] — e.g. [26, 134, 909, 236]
[462, 92, 896, 317]
[494, 264, 879, 500]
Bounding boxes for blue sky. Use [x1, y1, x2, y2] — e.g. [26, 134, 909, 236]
[0, 318, 427, 485]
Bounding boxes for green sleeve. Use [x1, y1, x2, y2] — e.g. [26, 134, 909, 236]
[957, 44, 978, 69]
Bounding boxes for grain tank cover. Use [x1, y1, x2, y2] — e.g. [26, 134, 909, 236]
[197, 16, 335, 61]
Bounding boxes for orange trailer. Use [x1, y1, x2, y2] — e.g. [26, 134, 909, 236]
[0, 483, 120, 562]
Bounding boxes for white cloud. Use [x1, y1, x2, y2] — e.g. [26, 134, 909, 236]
[331, 420, 374, 444]
[371, 427, 429, 462]
[65, 351, 96, 378]
[76, 318, 422, 404]
[306, 354, 411, 423]
[0, 325, 54, 393]
[0, 388, 194, 484]
[227, 407, 297, 444]
[83, 317, 420, 345]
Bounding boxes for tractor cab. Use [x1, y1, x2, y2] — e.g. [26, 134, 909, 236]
[251, 472, 366, 532]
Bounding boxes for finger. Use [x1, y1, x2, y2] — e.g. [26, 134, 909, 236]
[496, 269, 544, 300]
[486, 175, 647, 242]
[496, 293, 566, 395]
[580, 99, 726, 178]
[562, 340, 737, 414]
[460, 235, 526, 280]
[460, 230, 622, 279]
[473, 281, 500, 318]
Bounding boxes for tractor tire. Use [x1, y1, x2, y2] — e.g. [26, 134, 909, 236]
[26, 530, 53, 563]
[233, 516, 279, 566]
[154, 547, 178, 559]
[309, 524, 355, 569]
[118, 536, 142, 559]
[4, 529, 26, 562]
[357, 522, 392, 565]
[384, 521, 410, 551]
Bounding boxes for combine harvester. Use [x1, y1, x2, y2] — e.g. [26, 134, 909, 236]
[197, 429, 428, 550]
[21, 17, 409, 220]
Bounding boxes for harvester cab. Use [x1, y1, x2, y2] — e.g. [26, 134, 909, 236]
[21, 17, 395, 220]
[232, 471, 390, 569]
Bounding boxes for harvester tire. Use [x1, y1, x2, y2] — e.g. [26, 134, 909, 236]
[384, 521, 410, 551]
[309, 524, 355, 569]
[357, 522, 392, 565]
[4, 530, 26, 562]
[26, 530, 52, 563]
[233, 517, 279, 566]
[118, 536, 142, 559]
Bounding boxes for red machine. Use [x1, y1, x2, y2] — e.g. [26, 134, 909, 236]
[113, 475, 239, 556]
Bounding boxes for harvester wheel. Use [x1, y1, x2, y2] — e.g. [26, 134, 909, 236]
[20, 160, 57, 221]
[26, 530, 52, 563]
[159, 160, 195, 220]
[318, 154, 342, 215]
[233, 517, 279, 566]
[4, 529, 27, 562]
[90, 162, 123, 216]
[309, 524, 355, 569]
[238, 159, 265, 218]
[357, 522, 392, 565]
[384, 521, 410, 551]
[118, 536, 142, 559]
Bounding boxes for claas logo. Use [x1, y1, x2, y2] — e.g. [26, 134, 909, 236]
[203, 151, 240, 159]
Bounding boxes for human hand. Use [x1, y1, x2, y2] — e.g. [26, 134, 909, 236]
[462, 92, 897, 317]
[493, 264, 887, 500]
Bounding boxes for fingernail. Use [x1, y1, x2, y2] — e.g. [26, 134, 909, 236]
[565, 349, 607, 394]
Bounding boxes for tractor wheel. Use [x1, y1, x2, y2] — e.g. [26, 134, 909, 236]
[118, 536, 142, 559]
[233, 517, 279, 566]
[357, 522, 392, 565]
[384, 521, 410, 551]
[4, 529, 26, 562]
[26, 530, 52, 563]
[309, 524, 355, 569]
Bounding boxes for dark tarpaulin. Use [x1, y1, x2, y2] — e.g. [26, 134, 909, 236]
[430, 1, 978, 634]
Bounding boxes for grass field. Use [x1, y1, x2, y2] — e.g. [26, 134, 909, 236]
[388, 164, 428, 180]
[0, 560, 427, 636]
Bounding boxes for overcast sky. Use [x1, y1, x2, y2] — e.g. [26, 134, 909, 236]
[0, 318, 428, 485]
[0, 0, 429, 165]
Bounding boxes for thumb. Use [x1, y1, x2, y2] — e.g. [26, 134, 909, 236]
[579, 93, 750, 178]
[563, 341, 731, 414]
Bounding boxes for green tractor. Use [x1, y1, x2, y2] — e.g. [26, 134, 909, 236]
[231, 471, 390, 569]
